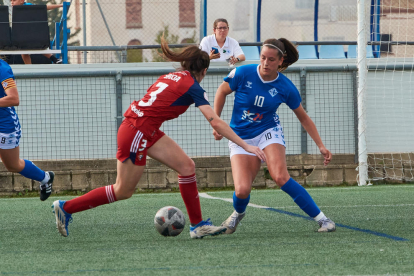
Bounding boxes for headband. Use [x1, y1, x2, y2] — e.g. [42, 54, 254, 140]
[263, 44, 285, 55]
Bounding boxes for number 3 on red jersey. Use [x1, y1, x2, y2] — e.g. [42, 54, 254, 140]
[138, 82, 169, 107]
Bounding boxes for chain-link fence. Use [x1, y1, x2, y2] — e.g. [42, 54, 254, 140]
[13, 64, 356, 165]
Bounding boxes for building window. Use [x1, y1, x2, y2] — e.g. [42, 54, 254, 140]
[127, 39, 143, 62]
[126, 0, 142, 29]
[179, 0, 195, 28]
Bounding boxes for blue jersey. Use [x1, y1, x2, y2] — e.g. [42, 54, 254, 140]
[0, 60, 21, 133]
[224, 64, 301, 139]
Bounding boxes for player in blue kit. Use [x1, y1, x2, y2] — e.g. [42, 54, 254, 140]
[213, 38, 335, 233]
[0, 59, 54, 200]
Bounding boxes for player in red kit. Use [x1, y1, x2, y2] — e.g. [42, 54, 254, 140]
[52, 36, 266, 239]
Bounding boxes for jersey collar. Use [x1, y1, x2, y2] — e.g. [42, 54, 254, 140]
[213, 35, 229, 48]
[256, 65, 279, 83]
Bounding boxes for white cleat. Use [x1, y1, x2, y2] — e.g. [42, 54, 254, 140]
[318, 218, 336, 232]
[189, 218, 226, 239]
[52, 200, 73, 237]
[221, 211, 245, 234]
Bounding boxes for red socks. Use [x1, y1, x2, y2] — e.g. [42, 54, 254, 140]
[178, 173, 202, 225]
[64, 185, 117, 214]
[63, 176, 202, 226]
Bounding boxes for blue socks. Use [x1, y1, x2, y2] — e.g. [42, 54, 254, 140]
[19, 159, 46, 182]
[281, 178, 320, 218]
[233, 192, 250, 213]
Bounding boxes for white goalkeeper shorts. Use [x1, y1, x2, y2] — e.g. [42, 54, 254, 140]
[229, 126, 286, 159]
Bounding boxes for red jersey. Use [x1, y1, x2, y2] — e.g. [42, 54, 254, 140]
[123, 71, 210, 136]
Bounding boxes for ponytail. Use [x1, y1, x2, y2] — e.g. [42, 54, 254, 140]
[160, 35, 210, 78]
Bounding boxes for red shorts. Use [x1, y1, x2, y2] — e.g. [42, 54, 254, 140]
[116, 120, 165, 166]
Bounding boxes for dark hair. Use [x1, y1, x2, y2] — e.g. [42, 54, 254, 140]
[213, 18, 229, 29]
[160, 35, 210, 78]
[262, 38, 298, 72]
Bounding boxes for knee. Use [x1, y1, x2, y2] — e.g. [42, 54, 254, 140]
[177, 158, 195, 176]
[113, 184, 135, 200]
[4, 161, 24, 173]
[235, 187, 251, 199]
[271, 173, 290, 187]
[6, 165, 21, 173]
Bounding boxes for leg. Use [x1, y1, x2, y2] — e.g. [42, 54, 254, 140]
[53, 121, 146, 237]
[148, 135, 200, 224]
[147, 134, 196, 176]
[63, 159, 144, 215]
[221, 154, 261, 234]
[264, 144, 335, 232]
[148, 135, 226, 238]
[0, 147, 25, 173]
[53, 159, 144, 237]
[231, 154, 261, 207]
[43, 54, 60, 64]
[0, 147, 53, 201]
[21, 54, 31, 64]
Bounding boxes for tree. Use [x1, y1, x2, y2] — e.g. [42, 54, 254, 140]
[151, 25, 179, 62]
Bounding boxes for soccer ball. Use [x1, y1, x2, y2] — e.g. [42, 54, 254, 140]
[154, 206, 186, 237]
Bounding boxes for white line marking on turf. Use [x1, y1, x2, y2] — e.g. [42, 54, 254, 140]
[198, 193, 414, 209]
[199, 193, 269, 209]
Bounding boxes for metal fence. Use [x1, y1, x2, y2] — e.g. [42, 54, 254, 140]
[2, 0, 412, 63]
[13, 63, 356, 162]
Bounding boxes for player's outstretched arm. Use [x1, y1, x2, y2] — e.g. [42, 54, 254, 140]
[198, 105, 266, 162]
[0, 86, 19, 108]
[212, 81, 233, 141]
[293, 104, 332, 166]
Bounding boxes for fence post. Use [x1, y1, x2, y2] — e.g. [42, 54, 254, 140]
[83, 0, 87, 63]
[54, 22, 60, 58]
[115, 71, 123, 131]
[200, 0, 207, 39]
[352, 70, 359, 164]
[61, 2, 70, 64]
[300, 67, 307, 154]
[121, 49, 127, 63]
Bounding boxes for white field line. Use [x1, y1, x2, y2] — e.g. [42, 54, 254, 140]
[198, 193, 414, 209]
[199, 192, 268, 209]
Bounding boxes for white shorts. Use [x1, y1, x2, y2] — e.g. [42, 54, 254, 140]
[229, 126, 285, 159]
[0, 130, 21, 150]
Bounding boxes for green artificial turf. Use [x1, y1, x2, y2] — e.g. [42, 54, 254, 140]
[0, 185, 413, 275]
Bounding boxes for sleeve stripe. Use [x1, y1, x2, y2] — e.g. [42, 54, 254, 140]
[1, 78, 16, 90]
